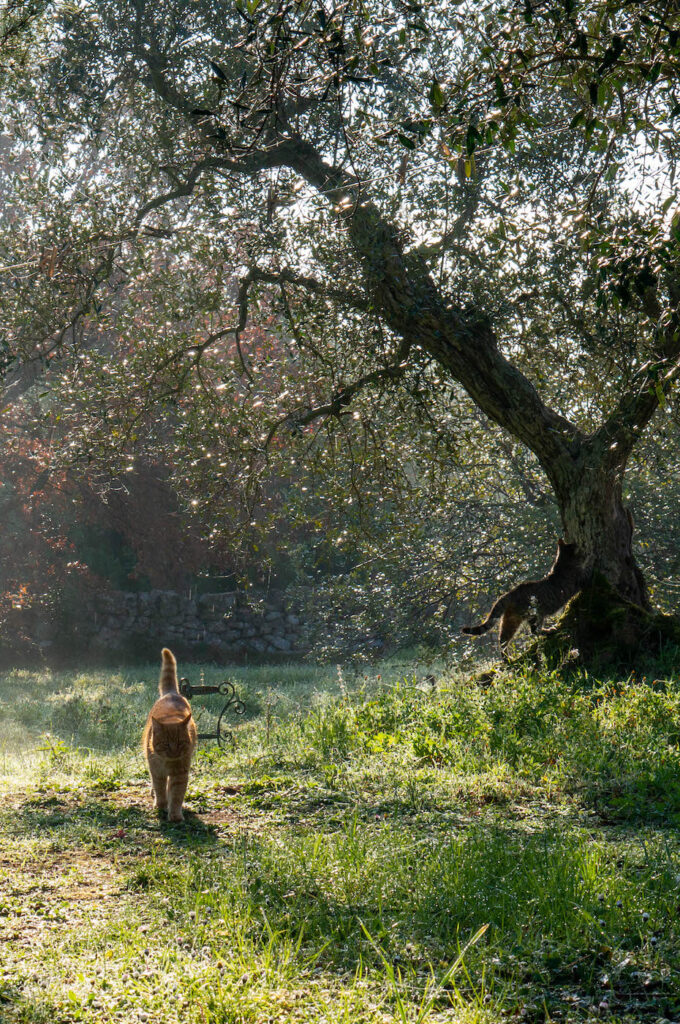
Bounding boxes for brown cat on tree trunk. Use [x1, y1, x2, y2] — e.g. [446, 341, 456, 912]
[462, 538, 586, 659]
[142, 648, 197, 822]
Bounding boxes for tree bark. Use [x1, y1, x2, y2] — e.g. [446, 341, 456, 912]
[133, 59, 680, 637]
[552, 465, 649, 609]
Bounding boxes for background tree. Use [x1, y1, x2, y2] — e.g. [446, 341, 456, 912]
[3, 0, 680, 658]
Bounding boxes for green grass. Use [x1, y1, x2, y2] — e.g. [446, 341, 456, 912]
[1, 658, 679, 1022]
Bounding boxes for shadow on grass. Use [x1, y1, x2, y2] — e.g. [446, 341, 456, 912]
[244, 765, 680, 831]
[158, 809, 220, 847]
[2, 795, 220, 850]
[3, 785, 680, 1023]
[189, 823, 680, 1022]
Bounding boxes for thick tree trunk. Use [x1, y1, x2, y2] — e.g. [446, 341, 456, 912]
[281, 140, 659, 639]
[508, 458, 680, 667]
[550, 464, 649, 609]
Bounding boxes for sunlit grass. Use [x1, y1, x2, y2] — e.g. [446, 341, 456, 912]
[1, 657, 680, 1022]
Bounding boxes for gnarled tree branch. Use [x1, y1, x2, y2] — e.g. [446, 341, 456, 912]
[263, 337, 412, 448]
[242, 266, 371, 314]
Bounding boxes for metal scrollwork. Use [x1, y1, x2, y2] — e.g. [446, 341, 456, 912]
[179, 675, 246, 748]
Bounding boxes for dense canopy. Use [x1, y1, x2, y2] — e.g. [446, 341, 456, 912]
[3, 0, 680, 656]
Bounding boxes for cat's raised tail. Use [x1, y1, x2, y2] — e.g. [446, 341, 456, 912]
[159, 648, 179, 695]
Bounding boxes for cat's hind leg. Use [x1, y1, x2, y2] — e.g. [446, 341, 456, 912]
[498, 610, 521, 661]
[167, 772, 189, 822]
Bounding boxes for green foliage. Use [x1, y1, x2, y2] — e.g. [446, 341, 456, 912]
[2, 658, 680, 1022]
[292, 668, 680, 825]
[67, 524, 145, 591]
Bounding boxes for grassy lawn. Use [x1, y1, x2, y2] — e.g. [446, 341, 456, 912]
[1, 656, 679, 1023]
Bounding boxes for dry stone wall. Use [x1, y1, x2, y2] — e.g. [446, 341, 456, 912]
[4, 589, 312, 664]
[85, 589, 310, 660]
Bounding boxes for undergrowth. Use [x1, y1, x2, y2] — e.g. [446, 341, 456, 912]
[1, 658, 679, 1023]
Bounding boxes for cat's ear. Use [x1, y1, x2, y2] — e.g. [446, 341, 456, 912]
[557, 536, 565, 547]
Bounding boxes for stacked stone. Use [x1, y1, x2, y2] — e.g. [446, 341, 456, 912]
[85, 590, 308, 659]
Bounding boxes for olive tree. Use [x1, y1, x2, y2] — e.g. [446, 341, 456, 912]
[4, 0, 680, 654]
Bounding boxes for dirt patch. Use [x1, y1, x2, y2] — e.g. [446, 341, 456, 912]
[199, 806, 244, 826]
[108, 785, 151, 809]
[0, 847, 127, 950]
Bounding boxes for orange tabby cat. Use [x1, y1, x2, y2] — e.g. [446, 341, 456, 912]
[142, 648, 197, 822]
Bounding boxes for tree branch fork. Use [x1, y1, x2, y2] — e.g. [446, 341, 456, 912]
[128, 52, 680, 537]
